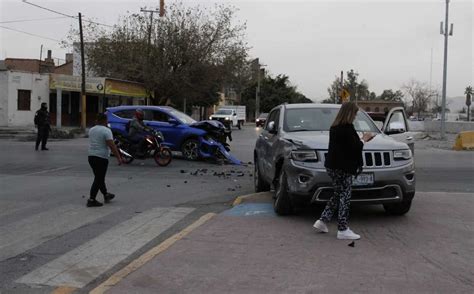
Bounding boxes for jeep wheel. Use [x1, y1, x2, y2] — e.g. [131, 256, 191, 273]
[254, 159, 270, 192]
[274, 170, 293, 215]
[383, 200, 412, 215]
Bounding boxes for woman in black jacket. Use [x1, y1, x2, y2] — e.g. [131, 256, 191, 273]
[313, 102, 374, 240]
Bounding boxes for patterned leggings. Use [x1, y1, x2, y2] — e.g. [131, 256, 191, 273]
[320, 168, 353, 231]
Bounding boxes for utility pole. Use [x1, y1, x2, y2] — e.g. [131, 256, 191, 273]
[440, 0, 453, 139]
[79, 12, 87, 129]
[141, 7, 160, 106]
[340, 71, 344, 104]
[256, 65, 261, 120]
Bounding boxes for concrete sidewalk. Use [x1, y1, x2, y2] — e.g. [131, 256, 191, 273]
[91, 192, 474, 294]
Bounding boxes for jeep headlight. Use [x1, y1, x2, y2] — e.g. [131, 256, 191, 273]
[209, 116, 212, 120]
[393, 149, 412, 160]
[225, 117, 230, 120]
[291, 150, 318, 162]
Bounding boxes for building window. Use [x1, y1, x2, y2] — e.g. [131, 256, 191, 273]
[17, 90, 31, 111]
[384, 107, 389, 113]
[366, 107, 371, 112]
[375, 107, 380, 112]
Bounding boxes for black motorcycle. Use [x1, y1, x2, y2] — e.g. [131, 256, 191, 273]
[113, 129, 172, 166]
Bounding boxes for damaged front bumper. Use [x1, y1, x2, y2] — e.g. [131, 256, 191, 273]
[284, 159, 416, 204]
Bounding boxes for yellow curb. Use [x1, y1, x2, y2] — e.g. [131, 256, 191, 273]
[89, 212, 216, 294]
[51, 286, 77, 294]
[232, 192, 273, 206]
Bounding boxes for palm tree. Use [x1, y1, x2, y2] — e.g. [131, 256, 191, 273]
[466, 86, 473, 121]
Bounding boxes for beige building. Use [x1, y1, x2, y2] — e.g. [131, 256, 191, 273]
[357, 100, 404, 113]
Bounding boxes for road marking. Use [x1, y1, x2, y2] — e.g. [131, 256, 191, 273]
[23, 166, 73, 176]
[51, 286, 77, 294]
[0, 200, 39, 219]
[17, 207, 195, 288]
[0, 204, 119, 261]
[89, 212, 216, 294]
[233, 192, 273, 206]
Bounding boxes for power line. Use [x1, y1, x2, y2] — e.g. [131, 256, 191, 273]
[0, 25, 61, 42]
[22, 0, 113, 28]
[0, 16, 70, 24]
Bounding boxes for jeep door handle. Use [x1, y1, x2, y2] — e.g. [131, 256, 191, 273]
[406, 136, 413, 141]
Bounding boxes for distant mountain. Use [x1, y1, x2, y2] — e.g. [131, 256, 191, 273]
[447, 96, 467, 113]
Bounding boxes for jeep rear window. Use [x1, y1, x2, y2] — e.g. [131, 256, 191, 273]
[284, 108, 380, 133]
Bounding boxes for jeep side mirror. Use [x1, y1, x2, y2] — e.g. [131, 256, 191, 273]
[233, 113, 237, 116]
[267, 121, 277, 134]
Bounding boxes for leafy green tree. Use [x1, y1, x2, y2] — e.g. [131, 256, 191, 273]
[68, 2, 249, 108]
[325, 70, 370, 102]
[378, 89, 404, 101]
[241, 74, 311, 114]
[465, 86, 472, 121]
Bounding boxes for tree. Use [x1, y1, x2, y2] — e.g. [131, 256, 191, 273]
[241, 74, 311, 114]
[68, 3, 249, 108]
[402, 79, 435, 115]
[325, 77, 340, 103]
[379, 89, 404, 101]
[344, 70, 370, 101]
[465, 86, 472, 121]
[325, 70, 370, 102]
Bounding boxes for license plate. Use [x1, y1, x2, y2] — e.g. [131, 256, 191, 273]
[352, 173, 374, 186]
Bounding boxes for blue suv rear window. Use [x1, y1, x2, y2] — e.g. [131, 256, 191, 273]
[114, 110, 135, 119]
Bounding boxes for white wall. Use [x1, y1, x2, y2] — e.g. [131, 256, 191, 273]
[424, 121, 474, 134]
[0, 71, 8, 126]
[7, 71, 50, 127]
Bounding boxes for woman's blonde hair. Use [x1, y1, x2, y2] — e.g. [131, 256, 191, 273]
[331, 102, 359, 127]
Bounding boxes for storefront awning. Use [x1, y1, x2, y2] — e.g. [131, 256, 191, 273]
[49, 74, 153, 98]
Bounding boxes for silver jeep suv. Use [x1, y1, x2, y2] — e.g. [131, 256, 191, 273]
[254, 103, 416, 215]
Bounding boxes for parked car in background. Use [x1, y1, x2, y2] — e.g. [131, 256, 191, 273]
[209, 106, 246, 129]
[254, 104, 416, 216]
[106, 106, 237, 163]
[256, 113, 268, 127]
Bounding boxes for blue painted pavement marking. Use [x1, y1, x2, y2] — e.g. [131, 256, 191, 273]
[222, 203, 276, 217]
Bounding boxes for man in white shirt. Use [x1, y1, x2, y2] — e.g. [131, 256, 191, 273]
[87, 113, 122, 207]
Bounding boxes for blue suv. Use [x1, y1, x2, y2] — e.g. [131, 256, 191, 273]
[106, 105, 240, 164]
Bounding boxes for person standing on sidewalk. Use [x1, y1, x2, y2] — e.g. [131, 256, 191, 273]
[87, 113, 123, 207]
[34, 102, 51, 151]
[313, 102, 374, 240]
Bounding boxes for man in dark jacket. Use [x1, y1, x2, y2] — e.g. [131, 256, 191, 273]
[34, 102, 51, 151]
[128, 109, 149, 157]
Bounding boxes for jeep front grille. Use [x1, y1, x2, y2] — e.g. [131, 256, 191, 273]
[364, 151, 391, 167]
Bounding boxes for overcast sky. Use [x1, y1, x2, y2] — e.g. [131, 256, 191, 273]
[1, 0, 472, 101]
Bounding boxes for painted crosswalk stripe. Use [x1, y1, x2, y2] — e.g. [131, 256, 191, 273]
[0, 204, 119, 261]
[16, 206, 194, 288]
[0, 200, 39, 219]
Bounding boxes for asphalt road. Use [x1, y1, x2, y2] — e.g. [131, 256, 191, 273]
[0, 125, 473, 293]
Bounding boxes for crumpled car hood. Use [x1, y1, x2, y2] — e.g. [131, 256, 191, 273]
[284, 131, 409, 150]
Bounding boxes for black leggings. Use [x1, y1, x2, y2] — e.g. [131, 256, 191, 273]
[88, 156, 109, 200]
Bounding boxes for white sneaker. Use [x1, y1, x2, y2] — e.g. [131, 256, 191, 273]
[313, 220, 328, 233]
[337, 228, 361, 240]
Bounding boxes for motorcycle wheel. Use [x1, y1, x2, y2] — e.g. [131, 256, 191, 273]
[154, 147, 172, 166]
